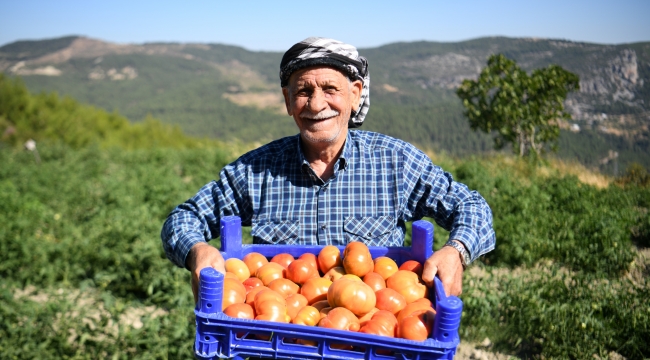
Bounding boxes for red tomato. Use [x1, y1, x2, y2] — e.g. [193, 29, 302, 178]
[268, 278, 300, 298]
[271, 253, 295, 269]
[342, 242, 374, 277]
[397, 309, 435, 341]
[375, 288, 407, 315]
[362, 272, 386, 292]
[292, 305, 320, 326]
[242, 252, 268, 275]
[386, 270, 428, 303]
[327, 278, 376, 316]
[242, 277, 264, 293]
[323, 266, 346, 281]
[398, 260, 423, 278]
[255, 262, 286, 286]
[299, 253, 320, 273]
[286, 258, 319, 285]
[223, 303, 255, 319]
[225, 258, 251, 282]
[373, 257, 399, 280]
[318, 245, 342, 274]
[318, 307, 360, 332]
[285, 293, 308, 320]
[300, 277, 332, 304]
[222, 278, 246, 310]
[396, 298, 434, 324]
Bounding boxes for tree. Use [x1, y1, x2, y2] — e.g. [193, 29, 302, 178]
[456, 54, 579, 157]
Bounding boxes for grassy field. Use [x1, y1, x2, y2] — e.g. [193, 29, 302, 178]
[1, 75, 649, 359]
[1, 143, 648, 359]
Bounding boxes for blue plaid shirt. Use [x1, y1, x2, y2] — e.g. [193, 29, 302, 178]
[161, 130, 495, 269]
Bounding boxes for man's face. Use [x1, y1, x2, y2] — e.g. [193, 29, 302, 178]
[282, 67, 362, 147]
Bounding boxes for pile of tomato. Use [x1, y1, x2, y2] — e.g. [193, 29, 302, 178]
[219, 241, 436, 343]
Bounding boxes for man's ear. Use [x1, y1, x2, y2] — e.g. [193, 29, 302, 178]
[282, 87, 293, 116]
[350, 80, 363, 112]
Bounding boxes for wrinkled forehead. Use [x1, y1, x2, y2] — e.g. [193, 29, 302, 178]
[286, 66, 351, 88]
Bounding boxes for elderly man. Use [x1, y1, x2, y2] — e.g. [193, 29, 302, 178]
[161, 37, 495, 302]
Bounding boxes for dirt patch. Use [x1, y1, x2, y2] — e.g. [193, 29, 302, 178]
[222, 91, 286, 114]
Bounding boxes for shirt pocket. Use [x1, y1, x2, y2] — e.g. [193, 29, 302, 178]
[251, 220, 300, 245]
[343, 216, 395, 245]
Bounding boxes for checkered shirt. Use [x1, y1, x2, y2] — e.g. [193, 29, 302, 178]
[161, 131, 495, 269]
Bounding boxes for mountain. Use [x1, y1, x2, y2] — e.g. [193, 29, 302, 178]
[1, 36, 649, 171]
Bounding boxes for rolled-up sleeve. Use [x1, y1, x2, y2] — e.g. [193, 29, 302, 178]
[402, 146, 495, 263]
[161, 162, 249, 269]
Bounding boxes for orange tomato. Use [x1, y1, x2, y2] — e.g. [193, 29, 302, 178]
[225, 272, 240, 280]
[359, 319, 394, 337]
[373, 257, 399, 280]
[300, 277, 332, 305]
[255, 299, 291, 323]
[242, 277, 264, 293]
[362, 272, 386, 292]
[323, 266, 346, 281]
[396, 298, 434, 324]
[398, 260, 423, 278]
[268, 278, 300, 299]
[372, 310, 399, 335]
[254, 288, 286, 306]
[327, 278, 376, 316]
[222, 278, 246, 310]
[318, 307, 360, 332]
[245, 285, 270, 306]
[292, 305, 320, 326]
[386, 270, 428, 304]
[357, 307, 379, 326]
[299, 253, 320, 273]
[242, 252, 268, 275]
[310, 300, 330, 312]
[225, 258, 251, 282]
[286, 258, 319, 285]
[255, 262, 285, 286]
[223, 303, 255, 319]
[285, 293, 309, 320]
[397, 309, 435, 341]
[271, 253, 295, 269]
[318, 245, 342, 274]
[375, 288, 407, 315]
[342, 242, 374, 277]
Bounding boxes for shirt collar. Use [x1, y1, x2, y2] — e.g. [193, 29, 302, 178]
[295, 132, 352, 175]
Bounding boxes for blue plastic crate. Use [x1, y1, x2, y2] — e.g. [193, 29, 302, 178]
[194, 216, 463, 360]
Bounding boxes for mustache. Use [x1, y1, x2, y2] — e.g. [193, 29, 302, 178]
[299, 109, 340, 120]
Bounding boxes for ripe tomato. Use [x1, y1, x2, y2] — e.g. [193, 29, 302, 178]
[286, 258, 319, 285]
[310, 300, 330, 312]
[225, 258, 251, 282]
[223, 303, 255, 319]
[300, 277, 332, 305]
[222, 278, 246, 310]
[373, 257, 399, 280]
[245, 285, 270, 306]
[327, 278, 376, 316]
[292, 305, 320, 326]
[318, 307, 360, 332]
[362, 272, 386, 292]
[342, 242, 374, 277]
[357, 307, 379, 326]
[398, 260, 423, 278]
[359, 319, 394, 337]
[242, 252, 268, 275]
[242, 277, 264, 293]
[323, 266, 346, 281]
[254, 299, 290, 323]
[255, 262, 285, 286]
[386, 270, 428, 303]
[375, 288, 407, 315]
[271, 253, 295, 269]
[225, 272, 240, 280]
[285, 293, 308, 320]
[298, 253, 320, 273]
[268, 278, 300, 298]
[397, 309, 435, 341]
[396, 298, 434, 324]
[372, 310, 398, 335]
[318, 245, 342, 274]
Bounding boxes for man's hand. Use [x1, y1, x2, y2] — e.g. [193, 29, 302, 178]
[421, 245, 464, 297]
[185, 242, 226, 303]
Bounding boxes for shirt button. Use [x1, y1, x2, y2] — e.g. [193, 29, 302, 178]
[320, 224, 327, 230]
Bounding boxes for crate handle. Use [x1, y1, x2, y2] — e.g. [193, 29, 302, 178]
[432, 276, 463, 342]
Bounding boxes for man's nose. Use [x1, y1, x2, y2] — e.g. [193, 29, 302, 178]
[307, 89, 327, 112]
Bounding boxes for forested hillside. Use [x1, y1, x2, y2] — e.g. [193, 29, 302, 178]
[1, 36, 648, 172]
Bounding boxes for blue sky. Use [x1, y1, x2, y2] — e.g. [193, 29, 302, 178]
[1, 0, 648, 50]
